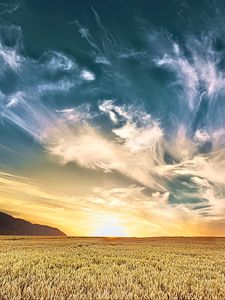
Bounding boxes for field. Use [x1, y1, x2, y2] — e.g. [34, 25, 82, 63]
[0, 237, 224, 300]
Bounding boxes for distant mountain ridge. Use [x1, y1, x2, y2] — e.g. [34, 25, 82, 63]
[0, 212, 66, 236]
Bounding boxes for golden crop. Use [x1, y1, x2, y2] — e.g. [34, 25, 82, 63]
[0, 237, 224, 300]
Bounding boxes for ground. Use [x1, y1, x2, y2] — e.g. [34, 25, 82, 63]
[0, 236, 224, 300]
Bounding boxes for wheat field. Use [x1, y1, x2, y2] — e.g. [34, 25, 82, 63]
[0, 237, 224, 300]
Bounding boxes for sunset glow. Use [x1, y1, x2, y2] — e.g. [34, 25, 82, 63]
[92, 215, 127, 237]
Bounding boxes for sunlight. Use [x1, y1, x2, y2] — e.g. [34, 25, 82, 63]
[92, 215, 128, 237]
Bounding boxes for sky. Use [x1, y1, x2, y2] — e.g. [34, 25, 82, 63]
[0, 0, 225, 236]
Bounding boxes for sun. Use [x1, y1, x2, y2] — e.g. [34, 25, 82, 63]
[92, 215, 128, 237]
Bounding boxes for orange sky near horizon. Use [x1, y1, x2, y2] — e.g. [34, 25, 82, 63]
[1, 170, 224, 237]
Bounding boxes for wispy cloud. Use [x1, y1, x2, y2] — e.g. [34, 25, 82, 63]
[1, 7, 225, 236]
[1, 170, 224, 236]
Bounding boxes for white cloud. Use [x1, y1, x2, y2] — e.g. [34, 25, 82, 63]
[1, 20, 225, 236]
[80, 69, 95, 81]
[47, 124, 162, 189]
[45, 102, 166, 189]
[86, 184, 225, 236]
[0, 41, 22, 71]
[6, 91, 24, 108]
[45, 51, 76, 72]
[113, 122, 163, 153]
[194, 129, 211, 143]
[154, 37, 225, 109]
[95, 56, 111, 65]
[99, 100, 118, 123]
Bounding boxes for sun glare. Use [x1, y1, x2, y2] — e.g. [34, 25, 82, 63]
[93, 215, 127, 237]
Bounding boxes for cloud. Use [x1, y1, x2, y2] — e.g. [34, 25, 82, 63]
[0, 25, 23, 76]
[47, 123, 162, 189]
[1, 167, 225, 236]
[113, 121, 163, 153]
[3, 84, 225, 225]
[80, 69, 95, 81]
[99, 100, 118, 123]
[45, 101, 166, 189]
[0, 171, 92, 235]
[0, 0, 20, 16]
[95, 56, 111, 65]
[43, 51, 76, 73]
[84, 184, 225, 236]
[56, 105, 94, 123]
[154, 37, 225, 110]
[1, 10, 225, 236]
[5, 91, 23, 108]
[44, 98, 225, 227]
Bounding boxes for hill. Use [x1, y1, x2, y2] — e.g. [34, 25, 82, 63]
[0, 212, 66, 236]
